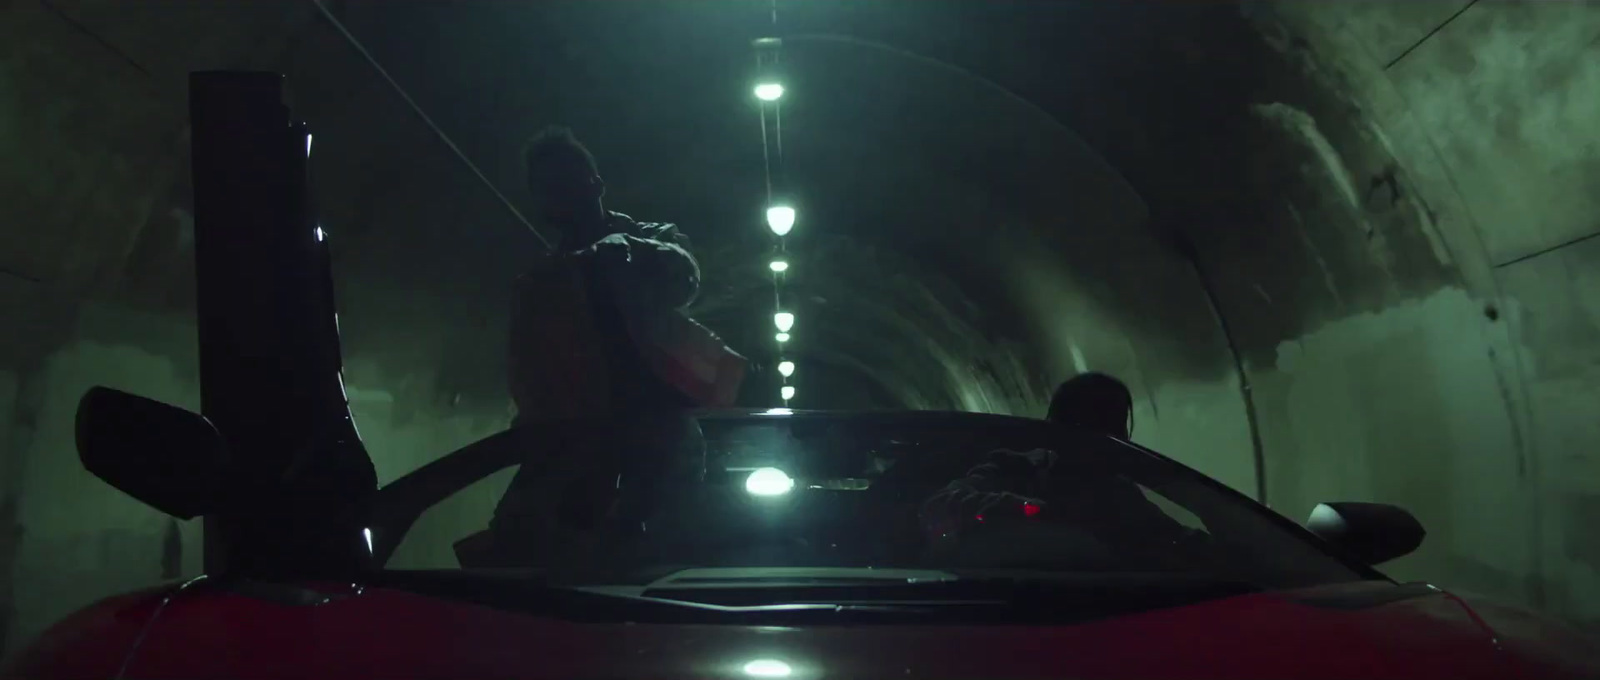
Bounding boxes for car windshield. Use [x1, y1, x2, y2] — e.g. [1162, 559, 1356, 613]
[382, 413, 1371, 599]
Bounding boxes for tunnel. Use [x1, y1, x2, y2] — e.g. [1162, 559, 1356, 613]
[3, 0, 1600, 655]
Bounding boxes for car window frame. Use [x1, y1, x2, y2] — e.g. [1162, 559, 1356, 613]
[1075, 430, 1391, 584]
[372, 411, 1391, 585]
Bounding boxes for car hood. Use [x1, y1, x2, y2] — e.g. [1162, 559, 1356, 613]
[108, 578, 1595, 680]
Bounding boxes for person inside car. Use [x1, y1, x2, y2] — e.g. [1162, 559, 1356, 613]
[918, 372, 1195, 569]
[491, 126, 711, 564]
[1046, 371, 1135, 440]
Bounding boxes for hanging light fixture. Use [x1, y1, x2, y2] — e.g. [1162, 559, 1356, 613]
[781, 385, 796, 401]
[766, 206, 796, 236]
[774, 312, 795, 333]
[775, 332, 791, 343]
[769, 259, 789, 273]
[754, 82, 785, 101]
[778, 360, 795, 378]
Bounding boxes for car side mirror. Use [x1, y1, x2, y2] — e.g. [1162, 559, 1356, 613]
[1306, 502, 1425, 565]
[76, 386, 231, 519]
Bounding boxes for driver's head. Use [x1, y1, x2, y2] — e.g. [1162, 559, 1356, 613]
[1046, 372, 1133, 439]
[525, 126, 606, 240]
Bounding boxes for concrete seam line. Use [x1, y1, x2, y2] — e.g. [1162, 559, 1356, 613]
[1176, 233, 1269, 506]
[1493, 228, 1600, 270]
[782, 33, 1146, 219]
[1383, 0, 1482, 72]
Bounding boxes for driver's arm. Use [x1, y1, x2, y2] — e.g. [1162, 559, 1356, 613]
[920, 449, 1051, 537]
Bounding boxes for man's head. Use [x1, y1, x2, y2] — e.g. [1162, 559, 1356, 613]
[1046, 372, 1133, 439]
[525, 126, 605, 239]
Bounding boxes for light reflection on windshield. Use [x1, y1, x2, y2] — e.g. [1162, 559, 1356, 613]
[745, 468, 797, 496]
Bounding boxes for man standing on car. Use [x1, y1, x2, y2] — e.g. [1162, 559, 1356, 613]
[507, 125, 703, 422]
[495, 126, 711, 557]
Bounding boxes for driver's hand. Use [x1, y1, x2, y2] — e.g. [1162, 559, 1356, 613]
[975, 493, 1047, 523]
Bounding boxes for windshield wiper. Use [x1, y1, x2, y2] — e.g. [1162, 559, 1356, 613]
[632, 569, 1264, 611]
[374, 569, 995, 624]
[374, 569, 1264, 626]
[642, 567, 962, 587]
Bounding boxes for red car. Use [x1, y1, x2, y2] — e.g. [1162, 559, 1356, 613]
[9, 405, 1600, 680]
[8, 71, 1598, 680]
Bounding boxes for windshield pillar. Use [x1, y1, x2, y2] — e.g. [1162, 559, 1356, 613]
[189, 71, 377, 578]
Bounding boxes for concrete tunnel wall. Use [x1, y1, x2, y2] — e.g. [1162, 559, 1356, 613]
[3, 0, 1600, 656]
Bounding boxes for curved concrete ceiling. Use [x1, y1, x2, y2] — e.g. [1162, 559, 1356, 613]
[4, 0, 1600, 644]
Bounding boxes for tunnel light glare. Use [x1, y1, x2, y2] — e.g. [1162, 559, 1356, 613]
[778, 360, 795, 378]
[745, 469, 795, 497]
[769, 259, 789, 273]
[754, 82, 785, 101]
[781, 385, 796, 401]
[775, 332, 791, 343]
[362, 527, 373, 555]
[766, 206, 796, 236]
[774, 312, 795, 333]
[743, 659, 793, 678]
[306, 133, 313, 157]
[315, 225, 326, 242]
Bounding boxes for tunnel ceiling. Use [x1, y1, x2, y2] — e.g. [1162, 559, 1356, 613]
[311, 0, 1264, 412]
[0, 0, 1554, 416]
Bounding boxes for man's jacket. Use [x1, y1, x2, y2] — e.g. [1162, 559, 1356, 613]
[507, 212, 743, 424]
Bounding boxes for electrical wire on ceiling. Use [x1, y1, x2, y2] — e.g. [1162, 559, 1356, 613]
[314, 0, 809, 405]
[308, 0, 552, 250]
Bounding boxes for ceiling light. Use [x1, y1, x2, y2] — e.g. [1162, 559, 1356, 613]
[781, 385, 796, 401]
[754, 82, 785, 101]
[774, 312, 795, 333]
[766, 206, 795, 236]
[769, 260, 789, 273]
[778, 360, 795, 378]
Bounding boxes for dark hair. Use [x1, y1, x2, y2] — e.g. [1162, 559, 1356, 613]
[524, 125, 598, 181]
[1047, 372, 1133, 436]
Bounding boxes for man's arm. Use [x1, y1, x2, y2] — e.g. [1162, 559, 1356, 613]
[592, 232, 700, 311]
